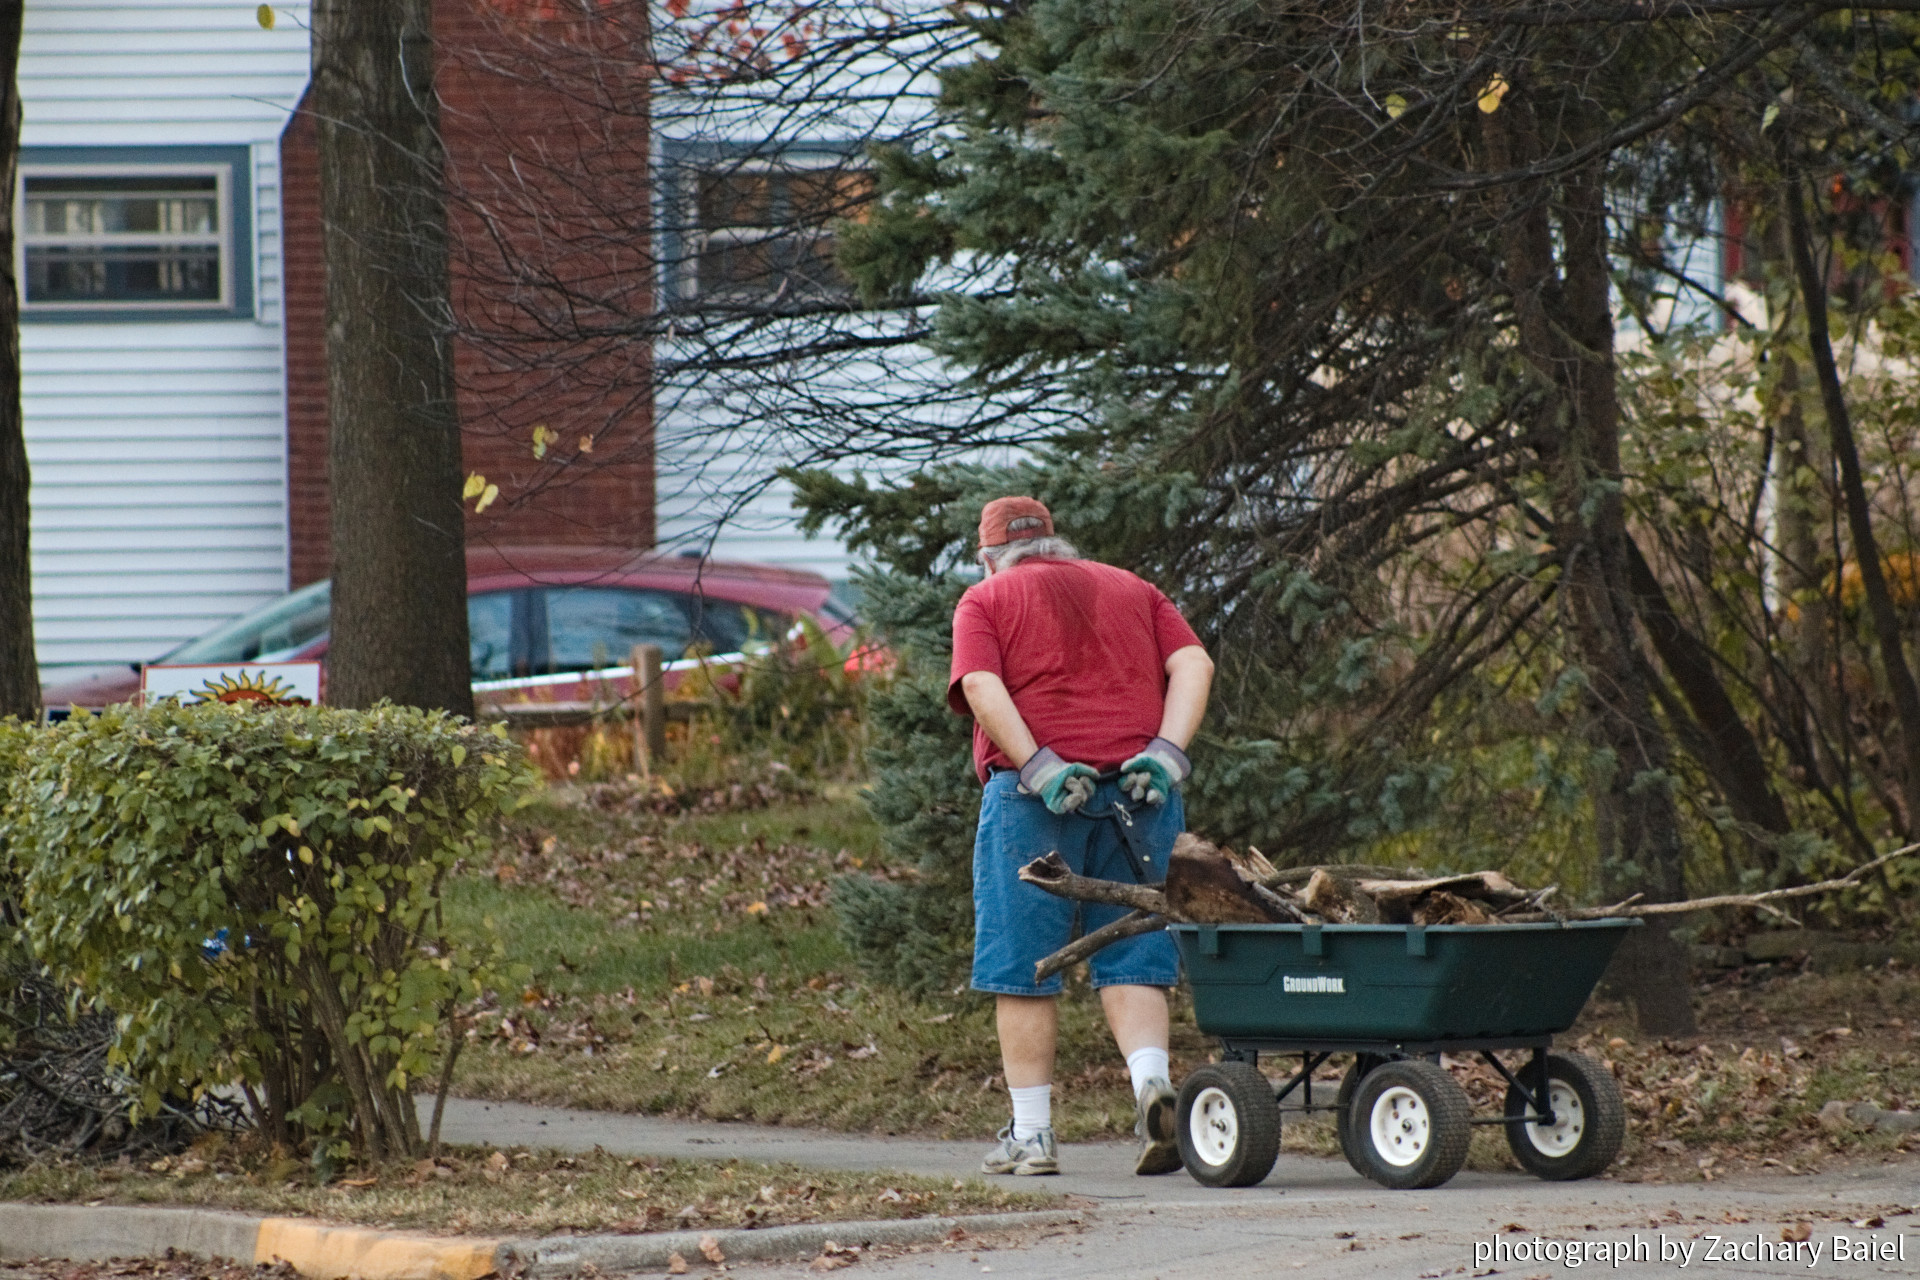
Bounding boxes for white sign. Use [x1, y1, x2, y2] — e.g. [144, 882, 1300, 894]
[142, 662, 323, 706]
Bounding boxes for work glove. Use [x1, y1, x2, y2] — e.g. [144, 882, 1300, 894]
[1119, 737, 1191, 806]
[1018, 746, 1098, 815]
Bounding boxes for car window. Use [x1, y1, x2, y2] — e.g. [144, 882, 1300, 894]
[538, 587, 693, 670]
[692, 597, 792, 653]
[468, 591, 518, 680]
[161, 579, 332, 664]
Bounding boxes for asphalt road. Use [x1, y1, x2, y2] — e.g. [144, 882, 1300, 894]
[431, 1098, 1920, 1279]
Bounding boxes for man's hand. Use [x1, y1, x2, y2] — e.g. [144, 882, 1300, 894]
[1019, 746, 1098, 814]
[1120, 737, 1190, 806]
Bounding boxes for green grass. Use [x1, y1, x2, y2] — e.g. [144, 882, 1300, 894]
[448, 785, 1209, 1139]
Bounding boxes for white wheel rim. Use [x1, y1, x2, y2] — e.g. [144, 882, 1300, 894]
[1369, 1085, 1431, 1167]
[1525, 1081, 1585, 1157]
[1188, 1086, 1240, 1168]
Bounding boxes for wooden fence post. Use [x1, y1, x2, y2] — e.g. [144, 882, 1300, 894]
[631, 643, 666, 774]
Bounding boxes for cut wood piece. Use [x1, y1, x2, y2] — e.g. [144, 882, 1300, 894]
[1251, 881, 1309, 922]
[1410, 890, 1494, 925]
[1298, 868, 1383, 924]
[1166, 833, 1294, 924]
[1033, 910, 1168, 982]
[1263, 863, 1430, 887]
[1357, 871, 1528, 905]
[1230, 845, 1282, 885]
[1018, 851, 1180, 918]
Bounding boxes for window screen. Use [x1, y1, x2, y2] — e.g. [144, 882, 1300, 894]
[689, 165, 873, 305]
[24, 174, 227, 307]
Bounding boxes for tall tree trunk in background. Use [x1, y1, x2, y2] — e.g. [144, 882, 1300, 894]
[1549, 168, 1697, 1037]
[0, 3, 35, 723]
[1783, 168, 1920, 837]
[1488, 97, 1696, 1035]
[313, 0, 472, 716]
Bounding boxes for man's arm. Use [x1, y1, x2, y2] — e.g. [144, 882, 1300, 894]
[960, 670, 1039, 767]
[1155, 644, 1213, 749]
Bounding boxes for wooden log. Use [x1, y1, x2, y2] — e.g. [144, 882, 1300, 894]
[1259, 861, 1432, 887]
[1018, 852, 1181, 918]
[1356, 871, 1529, 906]
[1033, 911, 1169, 982]
[1166, 834, 1295, 923]
[1299, 868, 1383, 924]
[1410, 889, 1494, 925]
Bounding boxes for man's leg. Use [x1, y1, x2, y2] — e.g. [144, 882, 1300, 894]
[997, 994, 1060, 1087]
[1100, 983, 1169, 1060]
[972, 774, 1077, 1175]
[1101, 983, 1180, 1174]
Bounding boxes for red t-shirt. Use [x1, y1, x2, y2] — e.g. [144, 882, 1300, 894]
[948, 558, 1203, 782]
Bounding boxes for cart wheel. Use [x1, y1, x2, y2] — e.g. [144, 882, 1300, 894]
[1333, 1054, 1388, 1177]
[1176, 1061, 1280, 1188]
[1347, 1058, 1471, 1190]
[1503, 1052, 1625, 1181]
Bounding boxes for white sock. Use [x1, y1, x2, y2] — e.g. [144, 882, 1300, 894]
[1127, 1047, 1171, 1096]
[1008, 1084, 1052, 1140]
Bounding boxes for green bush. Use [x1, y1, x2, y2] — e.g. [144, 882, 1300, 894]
[2, 702, 535, 1160]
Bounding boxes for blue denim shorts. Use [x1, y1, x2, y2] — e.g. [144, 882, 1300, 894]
[971, 771, 1184, 997]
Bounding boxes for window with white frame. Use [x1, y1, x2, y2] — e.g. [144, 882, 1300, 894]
[18, 149, 252, 317]
[684, 160, 873, 306]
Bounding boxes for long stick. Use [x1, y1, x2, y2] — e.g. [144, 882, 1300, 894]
[1504, 844, 1919, 922]
[1034, 911, 1168, 983]
[1018, 852, 1183, 918]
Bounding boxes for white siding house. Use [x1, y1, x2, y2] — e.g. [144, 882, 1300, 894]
[22, 0, 311, 670]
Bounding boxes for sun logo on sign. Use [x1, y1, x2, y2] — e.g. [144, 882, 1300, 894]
[194, 671, 311, 707]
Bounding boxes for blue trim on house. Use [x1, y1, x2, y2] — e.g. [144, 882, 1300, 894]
[19, 144, 255, 323]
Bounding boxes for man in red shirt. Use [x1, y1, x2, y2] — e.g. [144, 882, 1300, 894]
[950, 496, 1214, 1177]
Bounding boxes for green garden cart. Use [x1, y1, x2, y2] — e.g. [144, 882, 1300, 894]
[1166, 918, 1639, 1191]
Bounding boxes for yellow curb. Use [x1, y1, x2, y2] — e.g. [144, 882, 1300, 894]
[255, 1218, 505, 1280]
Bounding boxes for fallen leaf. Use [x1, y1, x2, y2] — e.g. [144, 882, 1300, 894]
[1477, 73, 1511, 113]
[767, 1044, 786, 1064]
[667, 1253, 688, 1276]
[1384, 93, 1408, 119]
[745, 901, 769, 915]
[699, 1234, 726, 1263]
[486, 1151, 510, 1173]
[256, 5, 276, 29]
[876, 1187, 904, 1203]
[1782, 1221, 1812, 1243]
[339, 1177, 378, 1189]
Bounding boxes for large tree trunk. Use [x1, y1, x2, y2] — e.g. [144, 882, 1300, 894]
[0, 3, 35, 723]
[313, 0, 473, 716]
[1622, 535, 1792, 858]
[1486, 100, 1697, 1035]
[1782, 168, 1920, 837]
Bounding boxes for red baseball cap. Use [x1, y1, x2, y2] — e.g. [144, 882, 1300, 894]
[978, 496, 1055, 547]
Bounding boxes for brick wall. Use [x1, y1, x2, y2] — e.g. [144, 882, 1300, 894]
[280, 0, 655, 584]
[281, 91, 331, 588]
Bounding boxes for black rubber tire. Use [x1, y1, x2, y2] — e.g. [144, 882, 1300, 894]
[1503, 1052, 1626, 1181]
[1333, 1054, 1389, 1176]
[1347, 1058, 1472, 1190]
[1176, 1060, 1281, 1188]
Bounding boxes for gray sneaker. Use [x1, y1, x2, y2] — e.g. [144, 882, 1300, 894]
[981, 1125, 1059, 1175]
[1134, 1076, 1182, 1175]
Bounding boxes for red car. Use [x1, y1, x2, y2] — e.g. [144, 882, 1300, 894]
[42, 545, 857, 713]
